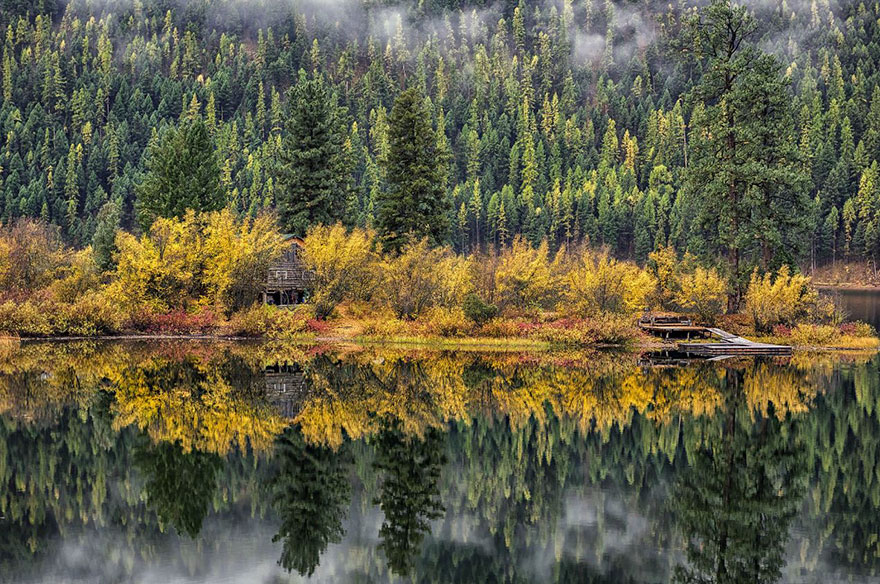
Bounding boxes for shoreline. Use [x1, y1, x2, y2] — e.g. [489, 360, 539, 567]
[815, 283, 880, 291]
[2, 332, 876, 353]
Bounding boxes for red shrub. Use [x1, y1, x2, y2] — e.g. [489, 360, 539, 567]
[143, 309, 219, 335]
[307, 319, 332, 334]
[772, 324, 792, 337]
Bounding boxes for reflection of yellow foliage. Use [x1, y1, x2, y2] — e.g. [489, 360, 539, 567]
[0, 341, 843, 453]
[110, 359, 287, 455]
[744, 362, 816, 419]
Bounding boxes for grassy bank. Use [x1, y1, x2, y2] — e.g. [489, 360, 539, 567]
[2, 302, 876, 351]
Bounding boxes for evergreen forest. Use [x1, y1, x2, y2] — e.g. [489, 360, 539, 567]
[2, 0, 879, 284]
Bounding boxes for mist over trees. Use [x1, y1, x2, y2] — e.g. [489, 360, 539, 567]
[0, 0, 878, 276]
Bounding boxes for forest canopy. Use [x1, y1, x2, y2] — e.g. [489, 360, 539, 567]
[0, 0, 875, 269]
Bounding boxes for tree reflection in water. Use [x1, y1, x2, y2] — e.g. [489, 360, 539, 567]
[373, 417, 446, 576]
[672, 367, 807, 584]
[270, 425, 352, 577]
[134, 438, 222, 539]
[1, 342, 880, 583]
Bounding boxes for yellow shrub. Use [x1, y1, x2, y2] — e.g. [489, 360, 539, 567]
[380, 239, 453, 319]
[302, 224, 379, 318]
[674, 267, 727, 322]
[107, 210, 285, 315]
[745, 266, 817, 332]
[227, 304, 311, 338]
[0, 219, 68, 293]
[435, 254, 475, 307]
[416, 307, 472, 337]
[202, 209, 286, 313]
[647, 245, 680, 309]
[50, 248, 102, 303]
[494, 237, 557, 309]
[789, 324, 840, 346]
[0, 300, 52, 336]
[566, 252, 654, 316]
[359, 313, 410, 337]
[107, 212, 205, 313]
[0, 292, 123, 337]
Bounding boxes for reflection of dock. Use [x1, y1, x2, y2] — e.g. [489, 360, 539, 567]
[264, 363, 309, 418]
[639, 315, 792, 356]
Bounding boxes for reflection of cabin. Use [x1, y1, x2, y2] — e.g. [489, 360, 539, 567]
[264, 362, 309, 418]
[263, 235, 313, 307]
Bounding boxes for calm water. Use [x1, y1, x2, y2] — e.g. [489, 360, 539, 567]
[820, 287, 880, 330]
[2, 341, 880, 583]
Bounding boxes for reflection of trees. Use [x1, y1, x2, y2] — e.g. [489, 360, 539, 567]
[373, 417, 446, 576]
[5, 342, 880, 581]
[270, 425, 351, 577]
[134, 438, 222, 538]
[797, 355, 880, 571]
[672, 368, 807, 584]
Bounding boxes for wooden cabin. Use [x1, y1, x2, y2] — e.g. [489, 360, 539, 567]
[263, 235, 314, 307]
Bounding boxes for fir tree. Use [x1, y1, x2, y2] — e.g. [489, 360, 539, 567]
[376, 87, 450, 253]
[275, 71, 351, 236]
[680, 0, 811, 307]
[135, 117, 224, 229]
[92, 200, 120, 271]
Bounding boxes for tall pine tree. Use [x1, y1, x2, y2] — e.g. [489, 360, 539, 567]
[681, 0, 811, 307]
[376, 87, 450, 253]
[275, 71, 351, 236]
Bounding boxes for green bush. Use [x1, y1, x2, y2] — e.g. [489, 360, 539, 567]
[462, 293, 498, 325]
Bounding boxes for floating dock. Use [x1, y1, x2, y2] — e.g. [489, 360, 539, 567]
[639, 316, 792, 356]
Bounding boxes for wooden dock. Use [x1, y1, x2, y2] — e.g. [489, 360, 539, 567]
[639, 315, 792, 356]
[637, 315, 711, 340]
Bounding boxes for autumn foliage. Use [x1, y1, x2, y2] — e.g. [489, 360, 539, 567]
[0, 216, 866, 345]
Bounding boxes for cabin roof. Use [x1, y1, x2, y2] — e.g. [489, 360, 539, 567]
[281, 234, 305, 247]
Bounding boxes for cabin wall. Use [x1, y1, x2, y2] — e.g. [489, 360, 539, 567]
[263, 242, 314, 306]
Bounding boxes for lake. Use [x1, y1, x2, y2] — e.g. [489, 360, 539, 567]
[820, 286, 880, 330]
[2, 340, 880, 583]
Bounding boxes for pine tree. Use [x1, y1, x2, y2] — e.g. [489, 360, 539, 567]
[275, 71, 351, 236]
[136, 117, 224, 229]
[376, 87, 449, 253]
[92, 200, 120, 271]
[681, 0, 810, 307]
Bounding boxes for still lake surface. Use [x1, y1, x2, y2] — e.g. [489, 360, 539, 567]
[820, 287, 880, 331]
[2, 340, 880, 583]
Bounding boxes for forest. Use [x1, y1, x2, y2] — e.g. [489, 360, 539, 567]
[1, 0, 879, 339]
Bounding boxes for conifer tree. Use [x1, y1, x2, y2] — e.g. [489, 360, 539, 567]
[680, 0, 810, 307]
[376, 87, 450, 253]
[135, 117, 224, 229]
[275, 71, 351, 236]
[92, 200, 120, 271]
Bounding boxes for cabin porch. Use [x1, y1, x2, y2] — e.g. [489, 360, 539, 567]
[263, 288, 307, 307]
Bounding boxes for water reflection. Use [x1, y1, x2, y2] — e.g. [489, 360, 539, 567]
[271, 426, 351, 577]
[135, 439, 222, 539]
[0, 341, 878, 582]
[671, 368, 807, 584]
[373, 418, 446, 577]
